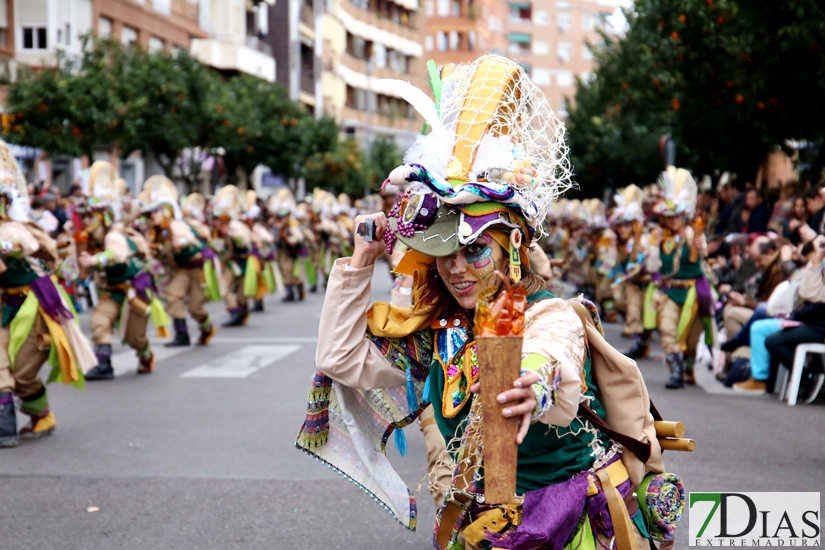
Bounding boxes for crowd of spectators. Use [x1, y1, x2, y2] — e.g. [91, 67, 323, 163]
[702, 179, 825, 402]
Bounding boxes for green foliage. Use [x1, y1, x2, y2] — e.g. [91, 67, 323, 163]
[303, 138, 367, 197]
[569, 0, 825, 192]
[365, 134, 402, 189]
[3, 34, 344, 190]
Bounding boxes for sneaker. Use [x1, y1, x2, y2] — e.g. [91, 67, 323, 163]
[798, 370, 825, 405]
[732, 377, 767, 394]
[19, 412, 56, 440]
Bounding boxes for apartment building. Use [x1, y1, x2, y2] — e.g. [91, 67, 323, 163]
[423, 0, 507, 66]
[321, 0, 426, 149]
[424, 0, 624, 117]
[265, 0, 322, 114]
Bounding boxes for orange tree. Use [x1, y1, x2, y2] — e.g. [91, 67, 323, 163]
[568, 0, 825, 191]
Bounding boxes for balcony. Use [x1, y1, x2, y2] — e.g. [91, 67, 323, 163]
[300, 2, 314, 25]
[301, 70, 315, 93]
[191, 38, 276, 82]
[245, 36, 273, 56]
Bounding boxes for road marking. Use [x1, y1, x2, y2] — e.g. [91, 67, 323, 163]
[148, 337, 318, 345]
[179, 345, 301, 378]
[111, 346, 191, 377]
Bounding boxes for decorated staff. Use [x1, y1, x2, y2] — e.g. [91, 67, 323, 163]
[296, 56, 688, 550]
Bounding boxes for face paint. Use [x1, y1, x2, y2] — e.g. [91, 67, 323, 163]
[466, 234, 493, 268]
[436, 232, 507, 311]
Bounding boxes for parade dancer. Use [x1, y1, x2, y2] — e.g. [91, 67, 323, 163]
[0, 141, 96, 446]
[143, 180, 218, 347]
[212, 185, 256, 327]
[82, 165, 169, 380]
[296, 57, 685, 550]
[268, 188, 306, 302]
[609, 185, 652, 359]
[647, 167, 713, 388]
[244, 190, 275, 312]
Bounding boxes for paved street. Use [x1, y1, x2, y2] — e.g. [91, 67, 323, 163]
[1, 265, 823, 550]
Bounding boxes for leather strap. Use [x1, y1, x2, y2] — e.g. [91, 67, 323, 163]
[435, 414, 481, 549]
[579, 403, 652, 464]
[597, 468, 640, 550]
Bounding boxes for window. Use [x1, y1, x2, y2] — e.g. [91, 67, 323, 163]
[449, 31, 459, 50]
[153, 0, 171, 15]
[425, 0, 433, 16]
[533, 8, 548, 26]
[582, 46, 593, 60]
[468, 31, 476, 51]
[557, 41, 571, 62]
[532, 38, 548, 55]
[557, 98, 568, 115]
[65, 24, 71, 46]
[437, 31, 447, 51]
[22, 27, 47, 50]
[582, 14, 596, 30]
[0, 1, 7, 46]
[557, 11, 571, 32]
[121, 26, 138, 47]
[556, 72, 573, 87]
[98, 17, 113, 37]
[437, 0, 449, 16]
[532, 68, 550, 86]
[149, 36, 165, 52]
[508, 3, 531, 24]
[451, 0, 460, 16]
[425, 34, 434, 51]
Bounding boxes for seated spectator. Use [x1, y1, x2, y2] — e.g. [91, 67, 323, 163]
[745, 189, 771, 233]
[802, 187, 825, 239]
[721, 235, 769, 340]
[736, 238, 825, 395]
[721, 239, 787, 352]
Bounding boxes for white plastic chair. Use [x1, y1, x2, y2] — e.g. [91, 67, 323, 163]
[781, 343, 825, 406]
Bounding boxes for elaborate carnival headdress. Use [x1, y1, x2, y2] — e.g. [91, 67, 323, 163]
[266, 187, 297, 218]
[653, 166, 698, 217]
[140, 175, 181, 219]
[181, 192, 207, 221]
[212, 185, 243, 220]
[381, 55, 572, 261]
[611, 184, 645, 224]
[0, 140, 30, 222]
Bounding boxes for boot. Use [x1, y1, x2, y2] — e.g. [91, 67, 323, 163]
[165, 318, 190, 347]
[0, 392, 18, 448]
[282, 285, 295, 302]
[665, 353, 685, 389]
[297, 283, 306, 301]
[241, 307, 250, 325]
[253, 299, 264, 312]
[137, 347, 155, 375]
[19, 412, 56, 440]
[683, 358, 696, 385]
[309, 284, 317, 293]
[86, 344, 114, 380]
[222, 308, 245, 327]
[624, 334, 650, 360]
[197, 318, 216, 346]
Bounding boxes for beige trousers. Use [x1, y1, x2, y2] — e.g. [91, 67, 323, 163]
[166, 267, 208, 322]
[613, 283, 644, 336]
[419, 405, 453, 507]
[654, 291, 703, 356]
[279, 255, 300, 286]
[91, 293, 149, 353]
[0, 319, 50, 399]
[221, 263, 248, 311]
[723, 304, 753, 339]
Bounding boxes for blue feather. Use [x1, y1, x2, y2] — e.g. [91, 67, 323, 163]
[394, 427, 407, 457]
[405, 361, 418, 411]
[422, 374, 431, 404]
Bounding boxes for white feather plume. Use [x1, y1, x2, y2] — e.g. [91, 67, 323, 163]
[471, 136, 515, 178]
[377, 79, 441, 133]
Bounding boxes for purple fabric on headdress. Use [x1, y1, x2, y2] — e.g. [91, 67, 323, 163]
[486, 455, 631, 549]
[202, 247, 216, 260]
[251, 247, 262, 260]
[407, 164, 517, 202]
[29, 276, 73, 323]
[130, 271, 156, 303]
[0, 393, 13, 405]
